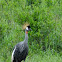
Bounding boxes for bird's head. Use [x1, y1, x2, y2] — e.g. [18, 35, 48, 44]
[26, 26, 32, 31]
[22, 22, 32, 34]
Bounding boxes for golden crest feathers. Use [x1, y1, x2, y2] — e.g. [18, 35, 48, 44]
[22, 22, 30, 30]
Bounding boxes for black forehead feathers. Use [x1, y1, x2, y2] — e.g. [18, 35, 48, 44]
[27, 26, 30, 28]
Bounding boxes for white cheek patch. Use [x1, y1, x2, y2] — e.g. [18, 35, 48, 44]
[26, 27, 29, 30]
[11, 47, 16, 62]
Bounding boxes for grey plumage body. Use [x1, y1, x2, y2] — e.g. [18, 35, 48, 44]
[11, 26, 31, 62]
[13, 41, 28, 62]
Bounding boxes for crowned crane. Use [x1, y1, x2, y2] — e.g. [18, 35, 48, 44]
[11, 24, 32, 62]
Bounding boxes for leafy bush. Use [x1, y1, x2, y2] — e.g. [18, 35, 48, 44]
[0, 0, 62, 62]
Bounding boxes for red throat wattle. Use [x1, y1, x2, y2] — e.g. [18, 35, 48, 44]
[26, 31, 28, 34]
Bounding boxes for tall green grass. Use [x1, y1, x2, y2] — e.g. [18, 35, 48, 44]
[0, 53, 62, 62]
[0, 0, 62, 62]
[26, 54, 62, 62]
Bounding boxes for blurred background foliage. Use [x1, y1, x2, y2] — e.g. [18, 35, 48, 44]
[0, 0, 62, 62]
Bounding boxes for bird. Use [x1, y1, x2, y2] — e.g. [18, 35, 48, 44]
[11, 24, 32, 62]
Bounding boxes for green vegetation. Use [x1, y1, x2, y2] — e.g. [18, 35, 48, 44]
[26, 54, 62, 62]
[0, 0, 62, 62]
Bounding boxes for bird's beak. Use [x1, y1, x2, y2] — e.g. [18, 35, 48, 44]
[29, 28, 32, 31]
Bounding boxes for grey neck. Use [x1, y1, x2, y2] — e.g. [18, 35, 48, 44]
[24, 30, 28, 43]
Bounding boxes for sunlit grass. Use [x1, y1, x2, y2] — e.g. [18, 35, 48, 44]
[26, 54, 62, 62]
[0, 53, 61, 62]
